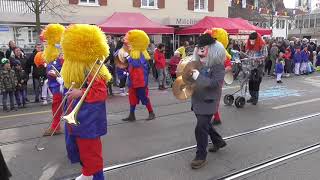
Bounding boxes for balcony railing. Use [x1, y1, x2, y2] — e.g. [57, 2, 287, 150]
[0, 0, 34, 13]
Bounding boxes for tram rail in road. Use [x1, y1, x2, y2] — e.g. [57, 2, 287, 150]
[59, 112, 320, 180]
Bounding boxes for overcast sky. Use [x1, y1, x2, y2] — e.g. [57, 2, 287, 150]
[283, 0, 295, 8]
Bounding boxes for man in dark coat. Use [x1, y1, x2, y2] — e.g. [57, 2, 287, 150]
[190, 33, 227, 169]
[26, 44, 43, 102]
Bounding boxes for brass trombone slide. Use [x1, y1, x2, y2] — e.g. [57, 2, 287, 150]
[35, 60, 98, 151]
[50, 65, 61, 77]
[35, 82, 75, 151]
[62, 59, 105, 125]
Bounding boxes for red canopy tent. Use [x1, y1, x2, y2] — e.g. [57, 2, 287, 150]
[175, 16, 271, 36]
[98, 12, 174, 34]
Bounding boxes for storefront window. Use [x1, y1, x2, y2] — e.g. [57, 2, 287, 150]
[141, 0, 158, 8]
[194, 0, 208, 12]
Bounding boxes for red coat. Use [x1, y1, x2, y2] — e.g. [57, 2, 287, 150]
[154, 49, 166, 69]
[169, 56, 181, 75]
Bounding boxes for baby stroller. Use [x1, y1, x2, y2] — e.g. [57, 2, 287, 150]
[224, 55, 265, 108]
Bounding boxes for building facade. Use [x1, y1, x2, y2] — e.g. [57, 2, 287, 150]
[0, 0, 228, 50]
[228, 0, 292, 39]
[288, 13, 320, 42]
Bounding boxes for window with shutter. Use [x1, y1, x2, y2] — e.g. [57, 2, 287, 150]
[194, 0, 208, 12]
[141, 0, 158, 9]
[78, 0, 99, 6]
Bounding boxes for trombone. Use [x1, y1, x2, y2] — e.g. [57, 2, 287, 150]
[35, 60, 100, 151]
[62, 59, 105, 125]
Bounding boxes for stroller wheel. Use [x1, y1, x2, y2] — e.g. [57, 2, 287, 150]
[224, 94, 234, 106]
[235, 96, 246, 108]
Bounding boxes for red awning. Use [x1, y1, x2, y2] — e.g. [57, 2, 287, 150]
[98, 12, 174, 35]
[176, 16, 272, 36]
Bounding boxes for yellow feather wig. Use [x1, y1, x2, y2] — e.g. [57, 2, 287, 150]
[60, 24, 112, 88]
[42, 24, 65, 63]
[205, 28, 231, 60]
[125, 30, 150, 60]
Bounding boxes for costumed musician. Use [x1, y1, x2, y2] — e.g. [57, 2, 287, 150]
[189, 33, 227, 169]
[245, 32, 266, 105]
[61, 24, 112, 180]
[204, 28, 232, 125]
[41, 24, 65, 136]
[121, 30, 155, 122]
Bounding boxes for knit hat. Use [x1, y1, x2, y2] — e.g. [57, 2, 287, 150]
[1, 58, 9, 65]
[197, 33, 215, 47]
[12, 60, 21, 66]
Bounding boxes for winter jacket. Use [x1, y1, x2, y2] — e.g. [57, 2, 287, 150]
[301, 50, 309, 63]
[127, 54, 149, 88]
[26, 50, 42, 78]
[275, 62, 284, 74]
[0, 69, 17, 92]
[283, 52, 291, 60]
[14, 68, 28, 90]
[169, 56, 180, 76]
[154, 49, 166, 69]
[293, 52, 302, 63]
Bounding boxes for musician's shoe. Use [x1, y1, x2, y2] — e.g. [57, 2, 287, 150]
[122, 112, 136, 122]
[190, 158, 207, 169]
[209, 141, 227, 153]
[75, 174, 93, 180]
[146, 111, 155, 121]
[43, 128, 62, 136]
[212, 120, 221, 126]
[247, 98, 253, 103]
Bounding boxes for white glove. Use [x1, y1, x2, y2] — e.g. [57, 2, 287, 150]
[57, 77, 64, 85]
[192, 70, 200, 80]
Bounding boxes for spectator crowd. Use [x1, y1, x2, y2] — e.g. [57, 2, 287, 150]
[1, 36, 320, 112]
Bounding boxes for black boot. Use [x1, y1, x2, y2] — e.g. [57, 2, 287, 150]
[122, 112, 136, 122]
[146, 111, 155, 121]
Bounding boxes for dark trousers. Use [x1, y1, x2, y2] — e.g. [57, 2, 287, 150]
[284, 59, 292, 74]
[33, 77, 40, 101]
[119, 77, 127, 88]
[249, 90, 259, 103]
[195, 114, 224, 160]
[2, 91, 14, 110]
[15, 89, 26, 106]
[265, 59, 272, 75]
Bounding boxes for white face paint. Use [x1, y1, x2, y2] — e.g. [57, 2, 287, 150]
[250, 40, 256, 45]
[197, 46, 209, 64]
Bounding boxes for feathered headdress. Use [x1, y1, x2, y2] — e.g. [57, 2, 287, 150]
[204, 28, 231, 60]
[42, 24, 65, 63]
[60, 24, 112, 88]
[125, 30, 150, 60]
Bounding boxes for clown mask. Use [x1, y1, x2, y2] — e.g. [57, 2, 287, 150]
[197, 46, 209, 64]
[249, 40, 256, 45]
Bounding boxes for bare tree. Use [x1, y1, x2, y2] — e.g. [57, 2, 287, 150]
[23, 0, 74, 41]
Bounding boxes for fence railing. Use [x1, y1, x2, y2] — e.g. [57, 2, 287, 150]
[0, 0, 34, 13]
